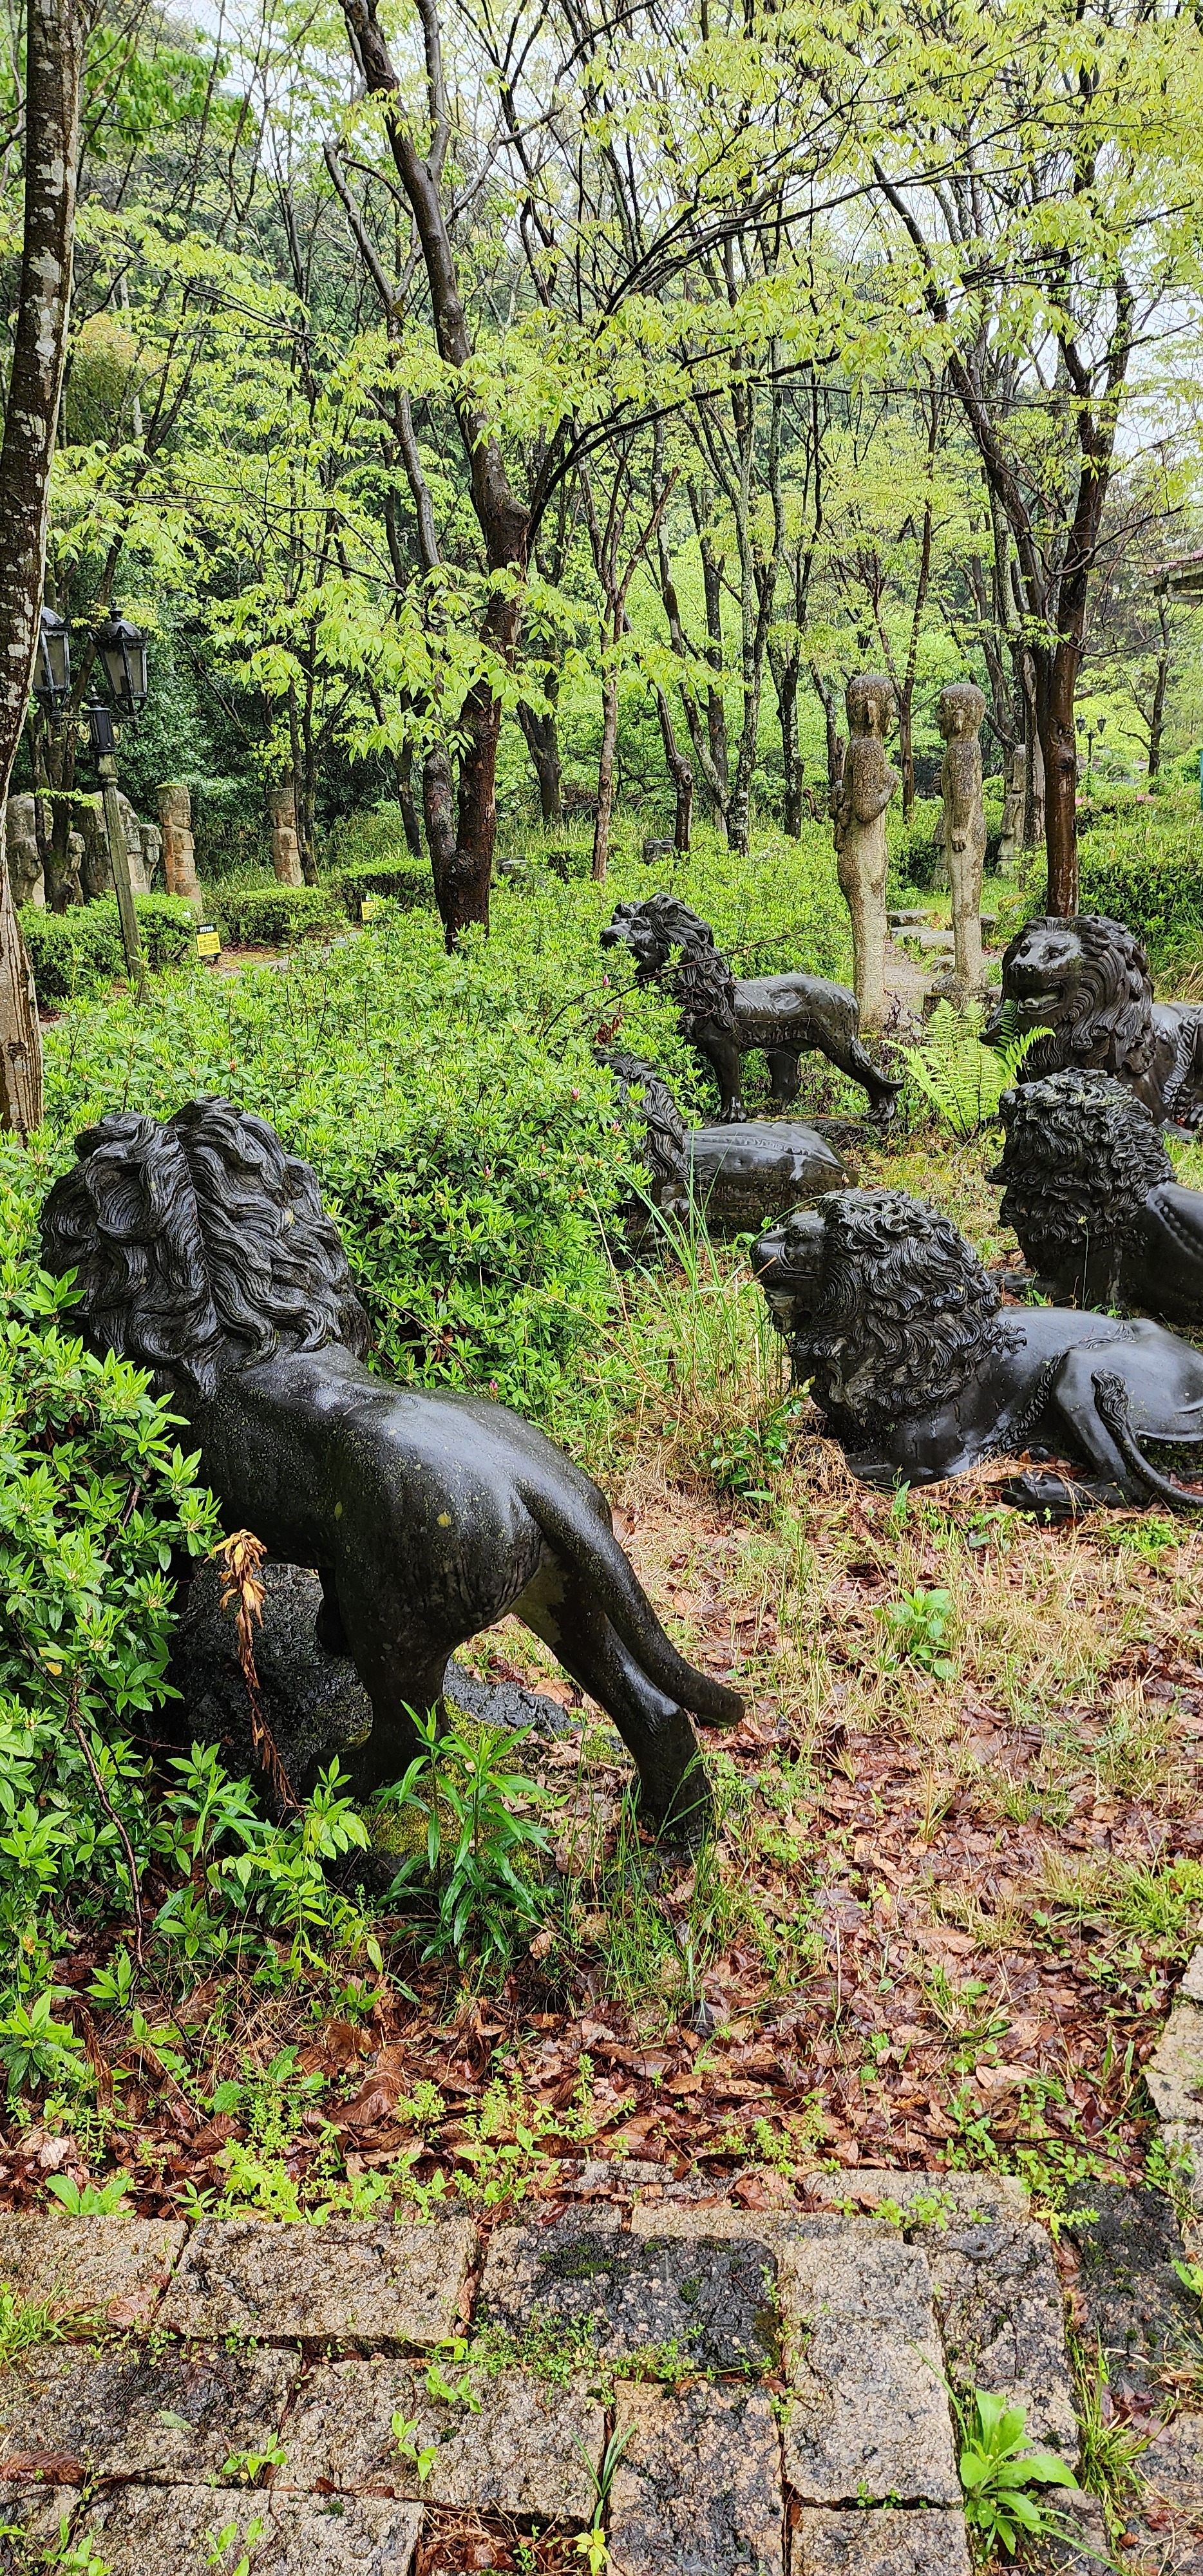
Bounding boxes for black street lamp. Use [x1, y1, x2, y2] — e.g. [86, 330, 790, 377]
[33, 607, 71, 716]
[93, 613, 149, 717]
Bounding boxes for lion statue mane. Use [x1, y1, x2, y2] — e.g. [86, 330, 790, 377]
[764, 1188, 1015, 1439]
[39, 1097, 370, 1399]
[995, 1070, 1171, 1283]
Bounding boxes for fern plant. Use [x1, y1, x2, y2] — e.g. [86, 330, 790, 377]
[904, 1001, 1041, 1141]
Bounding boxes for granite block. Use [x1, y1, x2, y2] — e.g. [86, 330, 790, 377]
[163, 2217, 473, 2344]
[607, 2381, 784, 2575]
[0, 2217, 185, 2324]
[778, 2231, 959, 2505]
[0, 2339, 298, 2485]
[278, 2355, 603, 2517]
[75, 2483, 422, 2575]
[478, 2218, 777, 2375]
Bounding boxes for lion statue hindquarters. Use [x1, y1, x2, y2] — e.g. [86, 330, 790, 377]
[599, 895, 902, 1126]
[596, 1046, 848, 1240]
[40, 1099, 742, 1838]
[993, 1068, 1203, 1326]
[752, 1185, 1203, 1511]
[986, 914, 1203, 1129]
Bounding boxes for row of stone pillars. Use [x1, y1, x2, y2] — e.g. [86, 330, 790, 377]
[157, 780, 304, 911]
[831, 674, 990, 1028]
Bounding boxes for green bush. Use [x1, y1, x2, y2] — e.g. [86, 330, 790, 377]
[0, 1157, 218, 2002]
[332, 855, 433, 914]
[1077, 838, 1203, 970]
[19, 895, 199, 1002]
[212, 880, 341, 947]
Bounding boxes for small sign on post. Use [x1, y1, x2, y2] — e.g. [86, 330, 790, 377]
[360, 893, 383, 922]
[196, 924, 222, 961]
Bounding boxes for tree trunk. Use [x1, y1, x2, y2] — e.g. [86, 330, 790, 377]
[592, 660, 618, 882]
[810, 665, 845, 801]
[0, 0, 92, 1132]
[396, 743, 423, 857]
[770, 647, 802, 835]
[897, 687, 915, 819]
[1148, 650, 1168, 779]
[652, 684, 692, 851]
[517, 699, 562, 824]
[338, 0, 529, 945]
[1037, 643, 1079, 917]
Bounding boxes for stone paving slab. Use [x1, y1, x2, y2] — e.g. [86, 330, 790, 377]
[807, 2171, 1027, 2222]
[1063, 2184, 1197, 2410]
[1146, 1997, 1203, 2125]
[917, 2210, 1076, 2458]
[792, 2506, 972, 2573]
[0, 2217, 186, 2324]
[163, 2217, 473, 2344]
[479, 2217, 778, 2374]
[777, 2232, 960, 2506]
[629, 2204, 892, 2246]
[278, 2355, 603, 2517]
[0, 2478, 81, 2570]
[75, 2483, 422, 2575]
[0, 2338, 298, 2486]
[609, 2382, 784, 2575]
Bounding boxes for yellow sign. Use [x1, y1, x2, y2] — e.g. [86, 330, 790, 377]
[196, 927, 221, 958]
[360, 894, 383, 921]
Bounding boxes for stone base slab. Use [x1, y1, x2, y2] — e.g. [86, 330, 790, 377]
[609, 2382, 784, 2576]
[277, 2355, 603, 2517]
[162, 2217, 473, 2344]
[74, 2483, 422, 2575]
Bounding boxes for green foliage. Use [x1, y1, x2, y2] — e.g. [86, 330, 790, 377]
[33, 899, 637, 1415]
[19, 895, 198, 1001]
[879, 1586, 956, 1678]
[45, 2171, 131, 2213]
[212, 857, 433, 947]
[1078, 832, 1203, 972]
[957, 2390, 1077, 2555]
[902, 1000, 1039, 1140]
[374, 1706, 551, 1973]
[708, 1399, 799, 1506]
[0, 2283, 61, 2367]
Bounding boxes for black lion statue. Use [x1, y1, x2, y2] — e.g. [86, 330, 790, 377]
[599, 895, 901, 1126]
[985, 914, 1203, 1129]
[992, 1068, 1203, 1325]
[752, 1186, 1203, 1510]
[40, 1099, 742, 1837]
[597, 1046, 847, 1237]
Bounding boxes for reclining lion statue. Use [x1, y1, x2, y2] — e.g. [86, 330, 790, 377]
[596, 1046, 847, 1237]
[992, 1068, 1203, 1325]
[40, 1099, 741, 1835]
[985, 913, 1203, 1129]
[752, 1186, 1203, 1511]
[600, 895, 901, 1126]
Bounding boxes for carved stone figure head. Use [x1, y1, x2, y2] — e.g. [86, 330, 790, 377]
[752, 1187, 1011, 1437]
[845, 673, 896, 740]
[937, 682, 986, 743]
[40, 1096, 370, 1399]
[993, 1068, 1173, 1278]
[987, 915, 1156, 1081]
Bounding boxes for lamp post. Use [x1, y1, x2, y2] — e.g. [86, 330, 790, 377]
[91, 613, 149, 999]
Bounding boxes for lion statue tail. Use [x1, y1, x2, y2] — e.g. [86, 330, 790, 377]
[529, 1492, 744, 1728]
[1091, 1370, 1203, 1515]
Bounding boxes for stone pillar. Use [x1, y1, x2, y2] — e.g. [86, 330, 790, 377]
[158, 782, 203, 913]
[269, 774, 304, 887]
[829, 673, 898, 1030]
[938, 683, 988, 992]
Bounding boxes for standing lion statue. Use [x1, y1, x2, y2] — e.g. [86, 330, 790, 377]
[985, 913, 1203, 1128]
[992, 1068, 1203, 1325]
[40, 1099, 741, 1837]
[599, 894, 902, 1125]
[752, 1186, 1203, 1511]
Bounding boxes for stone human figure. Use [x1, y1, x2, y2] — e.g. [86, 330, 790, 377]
[938, 681, 987, 991]
[830, 674, 898, 1029]
[3, 795, 46, 908]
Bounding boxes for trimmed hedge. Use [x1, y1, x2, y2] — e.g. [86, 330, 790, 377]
[1078, 841, 1203, 969]
[215, 857, 433, 947]
[21, 895, 199, 1002]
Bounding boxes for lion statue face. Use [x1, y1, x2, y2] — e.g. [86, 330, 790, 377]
[600, 895, 716, 983]
[986, 914, 1155, 1081]
[753, 1188, 1012, 1435]
[993, 1068, 1172, 1277]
